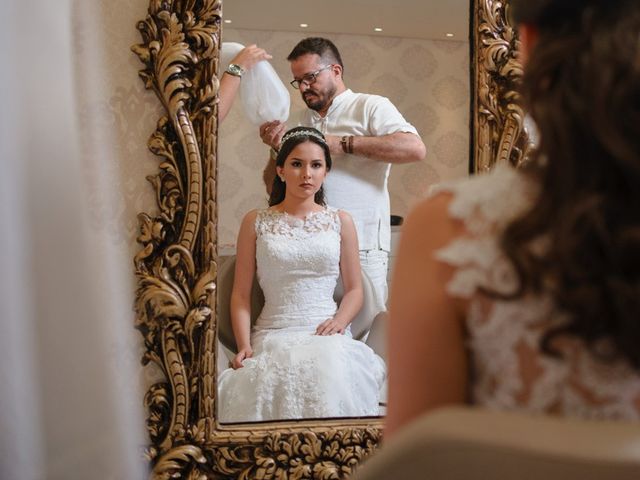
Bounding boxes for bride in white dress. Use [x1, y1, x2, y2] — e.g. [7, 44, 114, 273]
[385, 0, 640, 438]
[218, 127, 385, 422]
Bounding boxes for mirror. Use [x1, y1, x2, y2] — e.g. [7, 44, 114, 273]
[218, 0, 471, 251]
[131, 0, 525, 477]
[216, 0, 471, 424]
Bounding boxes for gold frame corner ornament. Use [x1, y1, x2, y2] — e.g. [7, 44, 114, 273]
[131, 0, 526, 478]
[473, 0, 530, 173]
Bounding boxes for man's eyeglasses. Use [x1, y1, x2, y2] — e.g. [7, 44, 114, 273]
[290, 65, 333, 89]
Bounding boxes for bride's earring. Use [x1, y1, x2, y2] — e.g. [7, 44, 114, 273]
[280, 176, 285, 183]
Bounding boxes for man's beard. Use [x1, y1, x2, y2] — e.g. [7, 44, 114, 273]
[302, 84, 336, 112]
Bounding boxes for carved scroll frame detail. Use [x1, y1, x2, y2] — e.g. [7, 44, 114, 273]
[473, 0, 529, 173]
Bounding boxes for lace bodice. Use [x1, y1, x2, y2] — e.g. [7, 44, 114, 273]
[434, 165, 640, 420]
[254, 207, 341, 330]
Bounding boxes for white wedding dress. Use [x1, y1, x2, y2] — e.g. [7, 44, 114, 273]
[218, 207, 386, 422]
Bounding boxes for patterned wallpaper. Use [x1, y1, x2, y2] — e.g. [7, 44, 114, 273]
[73, 1, 164, 252]
[71, 0, 170, 389]
[219, 28, 471, 249]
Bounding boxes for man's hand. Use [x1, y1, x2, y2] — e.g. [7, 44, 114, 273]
[315, 317, 347, 336]
[232, 347, 254, 369]
[259, 121, 287, 150]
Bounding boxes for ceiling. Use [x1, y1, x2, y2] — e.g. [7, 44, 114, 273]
[222, 0, 470, 41]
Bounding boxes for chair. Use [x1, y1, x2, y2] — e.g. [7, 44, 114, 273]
[350, 407, 640, 480]
[364, 311, 387, 361]
[216, 255, 384, 355]
[216, 255, 264, 355]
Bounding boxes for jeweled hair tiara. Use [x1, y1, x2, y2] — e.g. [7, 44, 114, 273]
[281, 129, 326, 146]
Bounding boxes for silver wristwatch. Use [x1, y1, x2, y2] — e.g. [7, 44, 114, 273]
[226, 63, 244, 78]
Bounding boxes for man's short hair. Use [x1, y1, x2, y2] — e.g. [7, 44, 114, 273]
[287, 37, 344, 70]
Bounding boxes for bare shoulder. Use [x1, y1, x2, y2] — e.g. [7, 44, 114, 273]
[407, 191, 453, 223]
[401, 192, 466, 255]
[241, 209, 259, 224]
[336, 209, 358, 242]
[238, 209, 260, 236]
[336, 209, 357, 232]
[336, 208, 354, 225]
[390, 192, 470, 330]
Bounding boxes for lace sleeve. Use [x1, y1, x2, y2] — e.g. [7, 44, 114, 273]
[432, 165, 536, 298]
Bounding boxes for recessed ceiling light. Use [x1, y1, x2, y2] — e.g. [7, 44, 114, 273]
[374, 27, 383, 32]
[446, 33, 454, 37]
[224, 19, 232, 24]
[300, 23, 309, 28]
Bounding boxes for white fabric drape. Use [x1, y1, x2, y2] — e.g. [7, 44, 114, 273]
[0, 1, 146, 478]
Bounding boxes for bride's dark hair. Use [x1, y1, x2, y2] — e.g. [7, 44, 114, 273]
[500, 0, 640, 367]
[268, 127, 332, 207]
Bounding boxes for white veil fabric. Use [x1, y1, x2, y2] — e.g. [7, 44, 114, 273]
[0, 1, 146, 478]
[221, 42, 290, 125]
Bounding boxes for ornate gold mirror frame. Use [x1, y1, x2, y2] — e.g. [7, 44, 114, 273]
[131, 0, 525, 478]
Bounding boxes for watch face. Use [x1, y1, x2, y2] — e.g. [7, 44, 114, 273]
[227, 64, 244, 77]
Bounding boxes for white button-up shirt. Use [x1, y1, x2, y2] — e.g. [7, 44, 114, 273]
[298, 89, 419, 251]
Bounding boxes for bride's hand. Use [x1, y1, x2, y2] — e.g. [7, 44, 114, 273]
[315, 318, 346, 336]
[232, 347, 253, 369]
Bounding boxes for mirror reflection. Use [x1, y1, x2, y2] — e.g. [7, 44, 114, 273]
[216, 0, 470, 423]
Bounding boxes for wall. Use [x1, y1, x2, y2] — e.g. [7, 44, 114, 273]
[71, 0, 169, 400]
[219, 27, 470, 249]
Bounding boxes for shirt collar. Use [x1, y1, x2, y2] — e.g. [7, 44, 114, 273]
[309, 89, 354, 120]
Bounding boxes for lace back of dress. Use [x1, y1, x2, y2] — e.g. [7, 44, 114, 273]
[433, 165, 640, 420]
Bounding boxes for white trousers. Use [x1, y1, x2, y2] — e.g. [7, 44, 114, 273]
[359, 249, 389, 314]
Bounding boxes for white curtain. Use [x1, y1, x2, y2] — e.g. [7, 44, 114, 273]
[0, 1, 147, 478]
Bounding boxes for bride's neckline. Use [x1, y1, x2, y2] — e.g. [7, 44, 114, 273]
[267, 206, 328, 221]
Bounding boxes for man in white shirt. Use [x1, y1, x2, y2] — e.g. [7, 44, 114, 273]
[260, 37, 426, 313]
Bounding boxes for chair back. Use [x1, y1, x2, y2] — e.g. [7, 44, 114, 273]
[333, 267, 380, 341]
[352, 407, 640, 480]
[216, 256, 264, 353]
